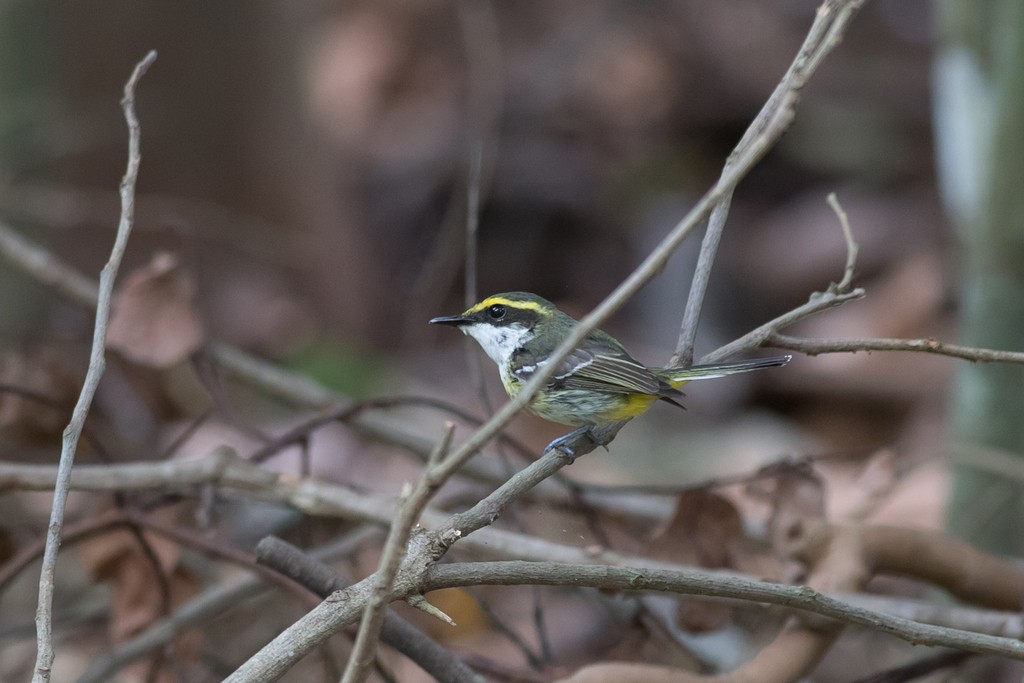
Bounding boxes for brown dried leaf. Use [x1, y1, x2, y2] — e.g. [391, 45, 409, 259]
[647, 490, 780, 633]
[0, 349, 82, 439]
[76, 511, 201, 683]
[77, 521, 198, 643]
[747, 462, 827, 554]
[648, 489, 744, 568]
[107, 252, 203, 368]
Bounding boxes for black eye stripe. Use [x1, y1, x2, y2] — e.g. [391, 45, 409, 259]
[487, 304, 507, 320]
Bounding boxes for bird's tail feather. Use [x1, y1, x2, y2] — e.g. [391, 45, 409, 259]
[661, 355, 792, 385]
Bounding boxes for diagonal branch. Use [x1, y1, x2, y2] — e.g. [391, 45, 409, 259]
[673, 0, 865, 367]
[341, 424, 456, 683]
[701, 288, 866, 364]
[257, 536, 486, 683]
[31, 50, 156, 683]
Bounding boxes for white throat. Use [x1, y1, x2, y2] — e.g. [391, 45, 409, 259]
[461, 322, 530, 368]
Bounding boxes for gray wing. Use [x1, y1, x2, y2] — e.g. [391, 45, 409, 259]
[514, 335, 662, 395]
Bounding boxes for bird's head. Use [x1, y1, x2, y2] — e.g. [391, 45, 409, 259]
[429, 292, 574, 367]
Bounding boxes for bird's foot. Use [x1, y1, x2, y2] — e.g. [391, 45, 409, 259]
[544, 426, 594, 458]
[545, 421, 627, 458]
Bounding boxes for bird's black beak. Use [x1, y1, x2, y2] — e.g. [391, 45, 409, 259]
[429, 315, 469, 326]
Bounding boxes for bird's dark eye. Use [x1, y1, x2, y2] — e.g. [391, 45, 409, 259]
[487, 304, 506, 320]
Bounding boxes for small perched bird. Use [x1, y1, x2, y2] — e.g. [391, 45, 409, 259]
[430, 291, 791, 453]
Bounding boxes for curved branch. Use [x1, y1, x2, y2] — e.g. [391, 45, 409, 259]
[701, 288, 866, 364]
[422, 561, 1024, 662]
[769, 332, 1024, 364]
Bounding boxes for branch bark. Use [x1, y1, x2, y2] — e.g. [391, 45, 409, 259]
[257, 536, 485, 683]
[341, 424, 456, 683]
[768, 332, 1024, 363]
[31, 50, 156, 683]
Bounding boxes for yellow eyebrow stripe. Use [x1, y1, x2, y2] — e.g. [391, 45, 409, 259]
[465, 296, 547, 315]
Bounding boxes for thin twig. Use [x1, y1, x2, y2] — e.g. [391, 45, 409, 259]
[698, 190, 868, 364]
[674, 182, 734, 368]
[827, 192, 859, 292]
[465, 141, 484, 309]
[0, 510, 124, 593]
[460, 133, 557, 653]
[257, 536, 486, 683]
[462, 140, 502, 420]
[0, 225, 98, 307]
[123, 522, 173, 627]
[123, 510, 321, 606]
[475, 594, 544, 668]
[768, 333, 1024, 363]
[31, 50, 156, 683]
[401, 0, 501, 345]
[340, 423, 457, 683]
[700, 288, 866, 364]
[458, 0, 500, 308]
[159, 408, 214, 459]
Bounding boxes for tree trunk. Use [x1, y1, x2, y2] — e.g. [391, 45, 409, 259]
[937, 0, 1024, 554]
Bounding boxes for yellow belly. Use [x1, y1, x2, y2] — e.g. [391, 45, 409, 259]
[500, 365, 661, 426]
[504, 379, 657, 426]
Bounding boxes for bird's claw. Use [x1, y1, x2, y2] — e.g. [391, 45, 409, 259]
[544, 426, 593, 458]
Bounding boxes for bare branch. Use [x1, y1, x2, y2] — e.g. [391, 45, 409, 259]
[674, 196, 733, 368]
[701, 288, 866, 364]
[31, 50, 156, 683]
[231, 553, 1024, 669]
[828, 192, 859, 292]
[0, 225, 98, 307]
[421, 561, 1024, 662]
[769, 332, 1024, 364]
[7, 450, 1024, 669]
[0, 451, 656, 566]
[673, 0, 866, 367]
[464, 141, 484, 308]
[341, 423, 457, 683]
[257, 536, 485, 683]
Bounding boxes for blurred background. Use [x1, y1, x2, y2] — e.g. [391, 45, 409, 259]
[5, 0, 1012, 680]
[0, 0, 946, 466]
